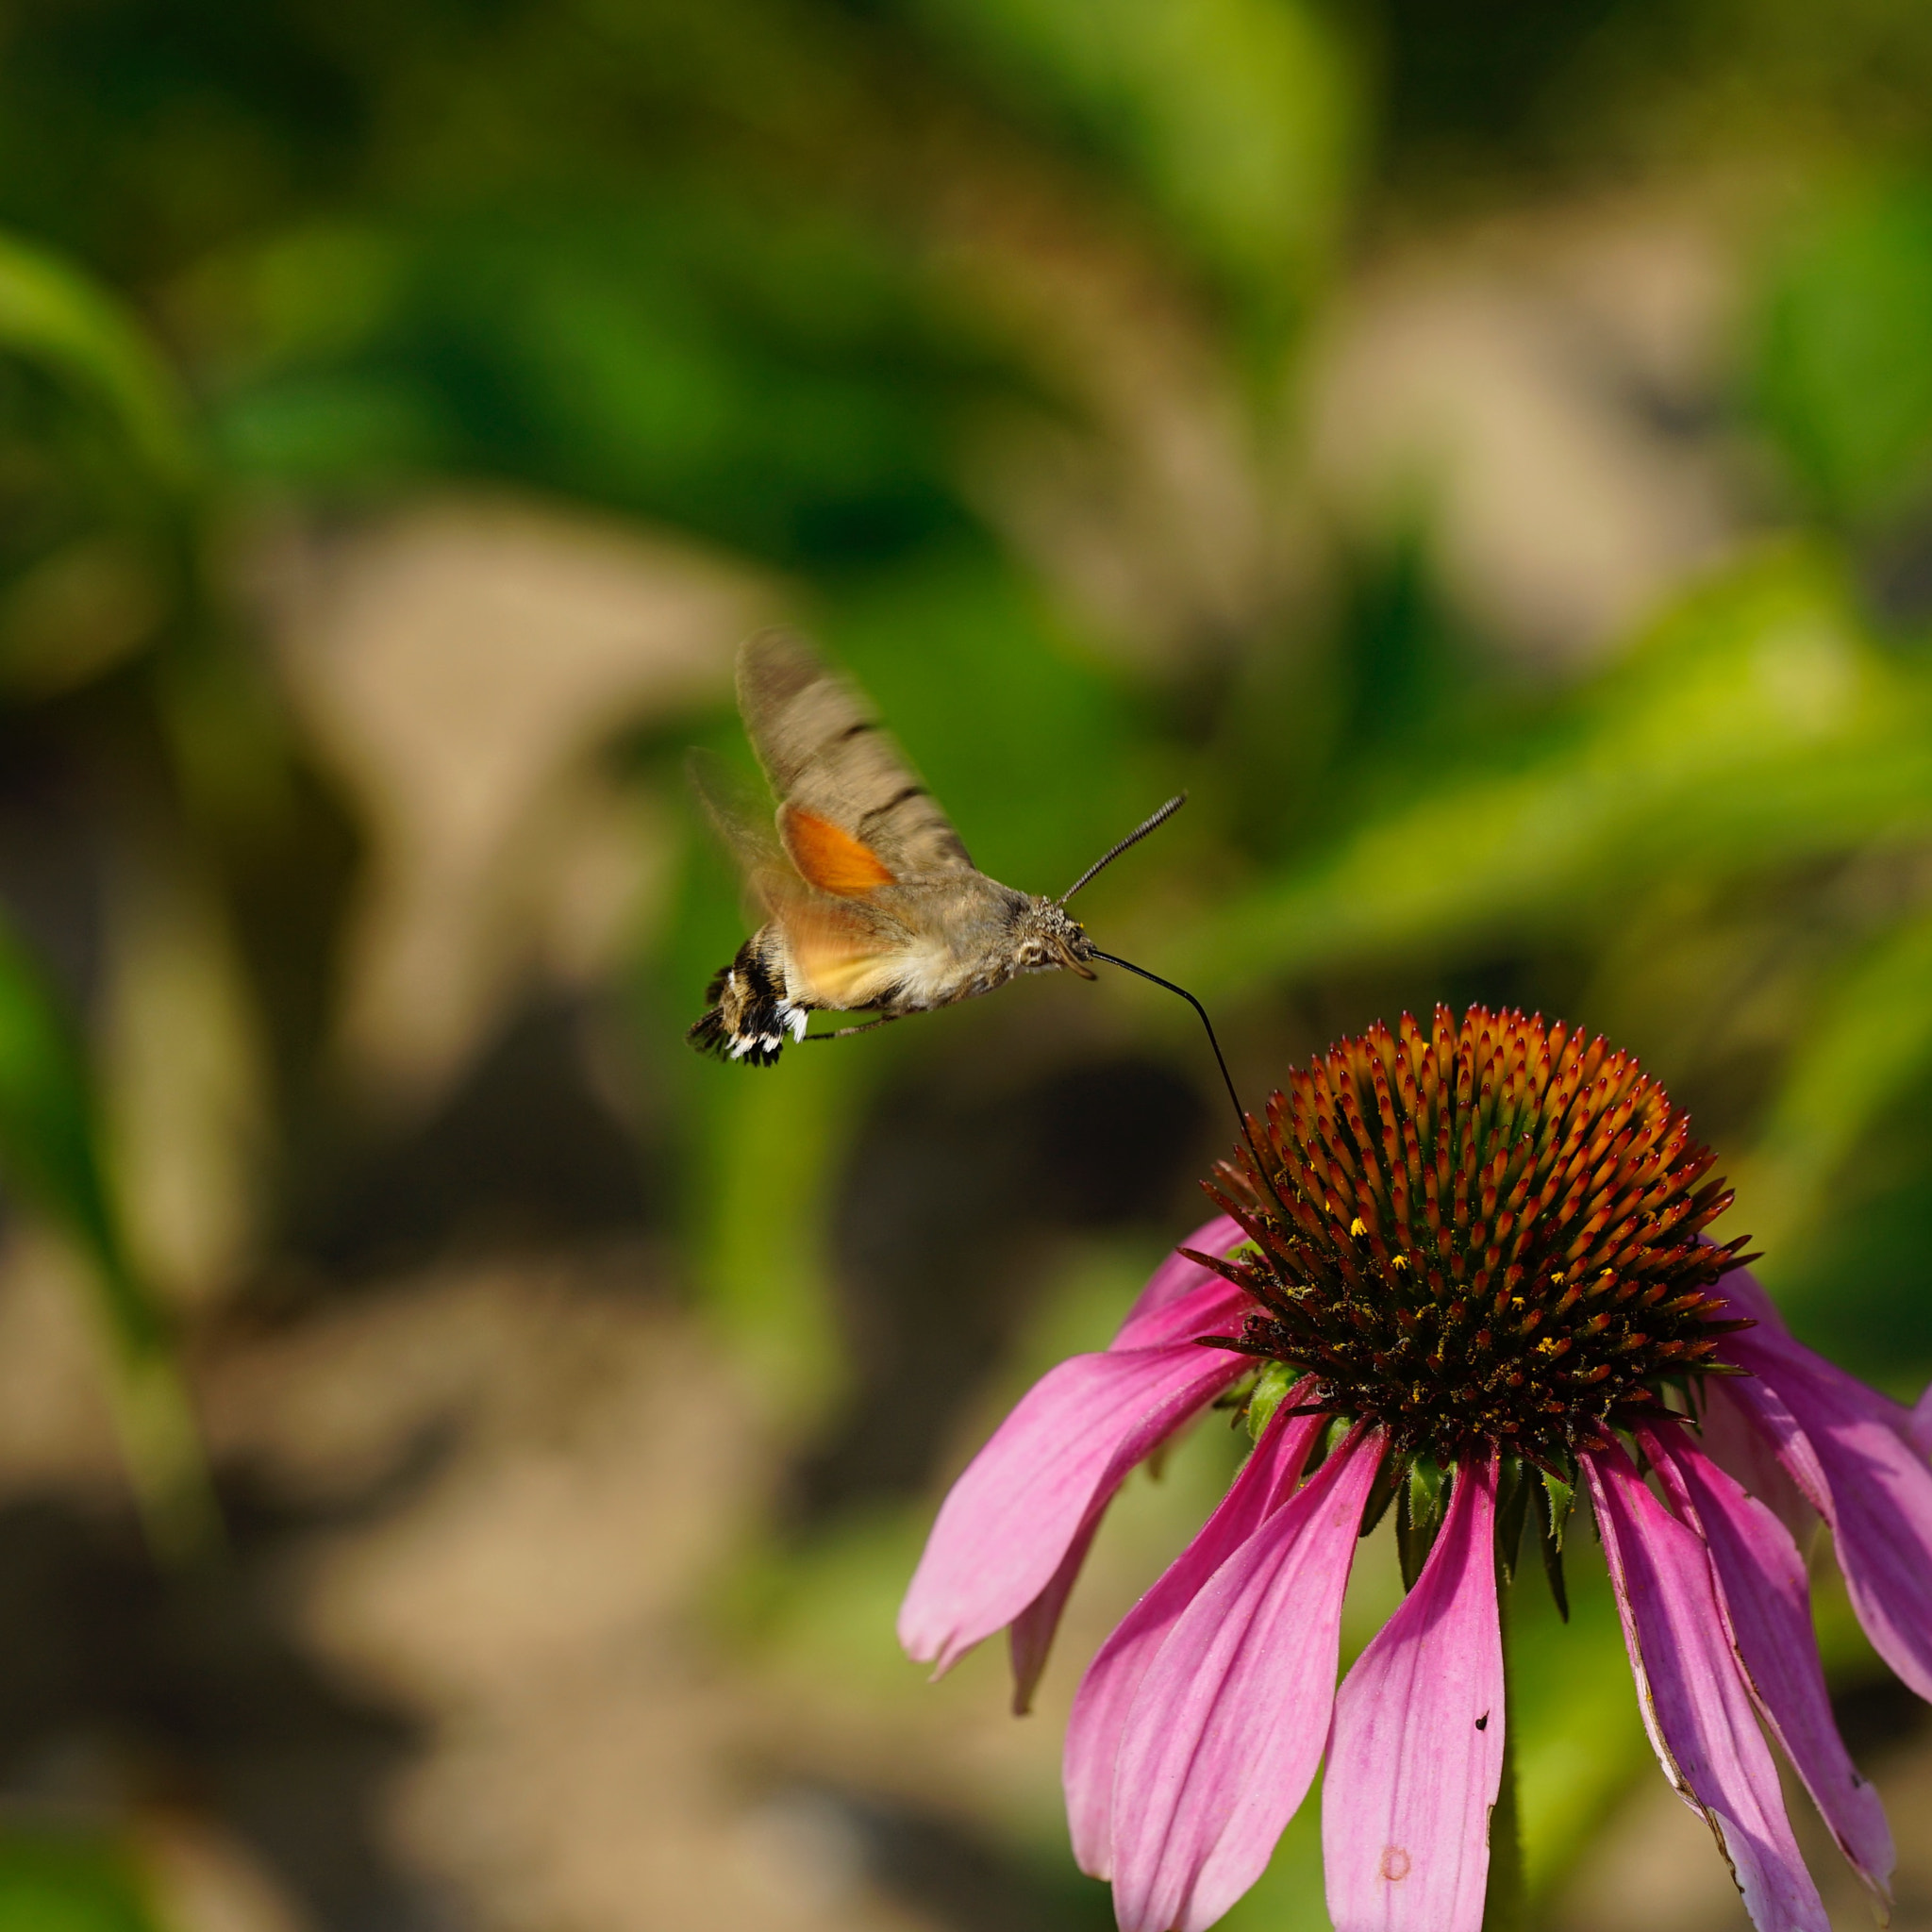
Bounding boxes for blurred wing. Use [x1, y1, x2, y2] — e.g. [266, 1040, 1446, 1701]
[736, 630, 977, 879]
[687, 747, 791, 919]
[690, 749, 912, 1008]
[776, 895, 914, 1008]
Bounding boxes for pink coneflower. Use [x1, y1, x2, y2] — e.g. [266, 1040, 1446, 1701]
[900, 1005, 1925, 1932]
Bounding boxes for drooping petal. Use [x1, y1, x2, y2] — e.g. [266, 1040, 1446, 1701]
[899, 1343, 1244, 1673]
[1698, 1379, 1820, 1548]
[1063, 1392, 1322, 1879]
[1707, 1262, 1789, 1335]
[1713, 1260, 1914, 1436]
[1111, 1271, 1250, 1355]
[1584, 1444, 1828, 1932]
[1113, 1215, 1245, 1345]
[1109, 1428, 1385, 1932]
[1911, 1383, 1932, 1462]
[1322, 1453, 1504, 1932]
[1733, 1328, 1914, 1440]
[1008, 1519, 1101, 1717]
[1003, 1223, 1257, 1708]
[1647, 1429, 1893, 1905]
[1724, 1348, 1932, 1706]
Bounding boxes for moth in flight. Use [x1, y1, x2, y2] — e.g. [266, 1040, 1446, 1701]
[687, 633, 1188, 1066]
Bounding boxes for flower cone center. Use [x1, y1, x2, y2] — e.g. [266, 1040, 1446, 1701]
[1202, 1005, 1750, 1466]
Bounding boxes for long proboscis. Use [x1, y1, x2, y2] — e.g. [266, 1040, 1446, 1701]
[1088, 948, 1271, 1185]
[1058, 793, 1187, 905]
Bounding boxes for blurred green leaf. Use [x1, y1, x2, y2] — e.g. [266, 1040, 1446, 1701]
[1770, 1163, 1932, 1388]
[1755, 183, 1932, 528]
[0, 1833, 165, 1932]
[1182, 550, 1932, 996]
[0, 918, 146, 1333]
[0, 915, 214, 1558]
[0, 229, 195, 489]
[0, 535, 166, 697]
[206, 203, 1010, 568]
[697, 1042, 874, 1425]
[1740, 901, 1932, 1265]
[906, 0, 1355, 327]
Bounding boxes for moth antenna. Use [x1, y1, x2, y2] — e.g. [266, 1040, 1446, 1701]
[1088, 947, 1275, 1198]
[1058, 793, 1187, 904]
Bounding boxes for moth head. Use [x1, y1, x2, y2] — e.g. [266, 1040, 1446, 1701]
[1011, 897, 1098, 979]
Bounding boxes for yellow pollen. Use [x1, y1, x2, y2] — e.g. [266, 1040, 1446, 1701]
[1391, 1254, 1410, 1271]
[1537, 1338, 1563, 1356]
[1350, 1217, 1367, 1237]
[1550, 1270, 1565, 1282]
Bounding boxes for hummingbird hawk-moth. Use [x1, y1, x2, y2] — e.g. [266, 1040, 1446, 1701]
[686, 632, 1188, 1066]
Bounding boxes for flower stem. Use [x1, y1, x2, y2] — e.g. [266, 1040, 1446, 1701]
[1482, 1589, 1524, 1932]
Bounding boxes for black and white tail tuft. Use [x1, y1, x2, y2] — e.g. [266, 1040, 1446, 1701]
[686, 938, 807, 1066]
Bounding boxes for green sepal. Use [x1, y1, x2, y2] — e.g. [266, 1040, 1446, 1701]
[1395, 1455, 1449, 1590]
[1538, 1468, 1574, 1550]
[1303, 1411, 1353, 1478]
[1494, 1456, 1531, 1584]
[1358, 1452, 1403, 1539]
[1533, 1465, 1574, 1620]
[1245, 1360, 1296, 1443]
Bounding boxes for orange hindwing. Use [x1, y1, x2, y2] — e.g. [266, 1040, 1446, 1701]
[780, 806, 896, 895]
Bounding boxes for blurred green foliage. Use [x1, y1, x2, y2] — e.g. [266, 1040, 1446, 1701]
[0, 1834, 165, 1932]
[6, 0, 1932, 1924]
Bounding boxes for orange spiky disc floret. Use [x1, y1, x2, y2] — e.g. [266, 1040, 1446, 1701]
[1194, 1005, 1753, 1467]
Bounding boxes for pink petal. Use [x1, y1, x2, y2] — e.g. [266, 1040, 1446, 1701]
[1724, 1348, 1932, 1706]
[1322, 1453, 1504, 1932]
[1008, 1271, 1274, 1718]
[1112, 1277, 1251, 1355]
[1114, 1215, 1244, 1338]
[1706, 1263, 1932, 1702]
[1698, 1380, 1820, 1548]
[1113, 1219, 1252, 1352]
[899, 1343, 1244, 1673]
[1711, 1260, 1913, 1436]
[1109, 1428, 1385, 1932]
[1707, 1261, 1789, 1334]
[1911, 1383, 1932, 1461]
[1583, 1444, 1828, 1932]
[1008, 1522, 1100, 1717]
[1003, 1222, 1260, 1709]
[1063, 1391, 1323, 1879]
[1731, 1324, 1913, 1439]
[1647, 1429, 1893, 1904]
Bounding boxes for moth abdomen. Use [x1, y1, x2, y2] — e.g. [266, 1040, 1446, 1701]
[686, 932, 807, 1066]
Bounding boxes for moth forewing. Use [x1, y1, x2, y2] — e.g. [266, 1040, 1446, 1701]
[737, 631, 974, 877]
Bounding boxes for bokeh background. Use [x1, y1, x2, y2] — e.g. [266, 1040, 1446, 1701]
[2, 1, 1932, 1927]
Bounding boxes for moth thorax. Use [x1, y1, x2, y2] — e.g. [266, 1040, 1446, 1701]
[1208, 1005, 1751, 1468]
